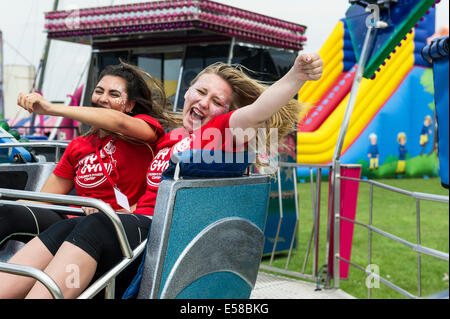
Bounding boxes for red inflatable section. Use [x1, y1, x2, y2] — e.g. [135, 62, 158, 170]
[299, 66, 357, 132]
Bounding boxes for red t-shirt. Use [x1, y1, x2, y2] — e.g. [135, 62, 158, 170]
[134, 111, 236, 216]
[53, 114, 164, 211]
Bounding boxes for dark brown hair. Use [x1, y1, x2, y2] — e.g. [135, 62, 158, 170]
[95, 60, 182, 130]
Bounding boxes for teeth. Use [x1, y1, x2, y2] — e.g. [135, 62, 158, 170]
[191, 108, 204, 120]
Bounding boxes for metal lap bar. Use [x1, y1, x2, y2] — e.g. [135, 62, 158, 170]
[0, 189, 135, 299]
[0, 188, 133, 258]
[0, 262, 64, 299]
[0, 200, 85, 216]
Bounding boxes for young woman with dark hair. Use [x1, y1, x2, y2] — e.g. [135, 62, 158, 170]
[0, 62, 181, 298]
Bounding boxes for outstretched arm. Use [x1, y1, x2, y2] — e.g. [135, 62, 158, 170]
[17, 93, 158, 143]
[229, 53, 322, 131]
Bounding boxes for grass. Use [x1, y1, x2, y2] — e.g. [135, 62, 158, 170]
[260, 177, 449, 299]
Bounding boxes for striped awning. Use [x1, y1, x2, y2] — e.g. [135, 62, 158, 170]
[44, 0, 307, 51]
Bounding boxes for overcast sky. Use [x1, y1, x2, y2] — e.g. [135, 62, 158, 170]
[1, 0, 449, 102]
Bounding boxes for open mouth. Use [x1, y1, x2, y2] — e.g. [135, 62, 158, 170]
[190, 107, 205, 123]
[92, 102, 110, 109]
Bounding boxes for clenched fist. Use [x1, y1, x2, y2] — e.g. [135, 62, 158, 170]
[17, 92, 54, 115]
[293, 53, 323, 82]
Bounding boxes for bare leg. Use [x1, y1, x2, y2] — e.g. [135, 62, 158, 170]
[26, 241, 97, 299]
[0, 237, 53, 299]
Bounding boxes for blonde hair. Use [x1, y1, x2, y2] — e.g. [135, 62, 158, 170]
[191, 62, 303, 149]
[397, 132, 407, 142]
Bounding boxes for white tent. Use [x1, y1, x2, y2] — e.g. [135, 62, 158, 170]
[3, 64, 36, 121]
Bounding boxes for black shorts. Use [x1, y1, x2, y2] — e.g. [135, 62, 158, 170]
[0, 204, 66, 247]
[38, 213, 152, 295]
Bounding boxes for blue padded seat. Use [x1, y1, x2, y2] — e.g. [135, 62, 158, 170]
[136, 175, 270, 299]
[162, 149, 256, 179]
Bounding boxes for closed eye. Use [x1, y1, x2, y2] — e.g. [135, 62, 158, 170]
[196, 88, 226, 107]
[213, 99, 224, 107]
[109, 89, 123, 97]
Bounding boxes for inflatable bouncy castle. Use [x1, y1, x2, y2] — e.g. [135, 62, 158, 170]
[297, 4, 441, 179]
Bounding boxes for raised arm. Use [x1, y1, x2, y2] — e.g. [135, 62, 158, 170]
[229, 53, 322, 131]
[17, 93, 158, 143]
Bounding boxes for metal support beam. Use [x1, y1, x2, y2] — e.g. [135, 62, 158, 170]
[330, 4, 385, 287]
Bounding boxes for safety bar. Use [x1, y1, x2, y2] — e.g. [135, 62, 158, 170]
[0, 188, 133, 258]
[0, 200, 85, 216]
[0, 262, 64, 299]
[340, 176, 449, 204]
[278, 162, 332, 169]
[0, 141, 69, 147]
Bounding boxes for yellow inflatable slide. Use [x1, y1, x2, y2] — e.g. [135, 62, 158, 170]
[297, 25, 415, 164]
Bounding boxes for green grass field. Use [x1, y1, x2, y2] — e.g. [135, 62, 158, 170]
[261, 177, 449, 299]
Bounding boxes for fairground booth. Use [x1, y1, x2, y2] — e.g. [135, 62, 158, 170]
[44, 0, 306, 111]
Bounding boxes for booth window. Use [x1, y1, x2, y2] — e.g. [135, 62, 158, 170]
[232, 46, 296, 82]
[137, 52, 183, 104]
[176, 44, 230, 110]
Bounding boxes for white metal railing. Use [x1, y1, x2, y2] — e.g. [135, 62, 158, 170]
[259, 162, 449, 299]
[335, 176, 449, 299]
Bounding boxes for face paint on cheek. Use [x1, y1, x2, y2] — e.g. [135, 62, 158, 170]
[223, 103, 230, 113]
[119, 92, 129, 112]
[212, 104, 229, 117]
[111, 87, 128, 111]
[111, 96, 123, 107]
[188, 87, 201, 101]
[211, 93, 231, 117]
